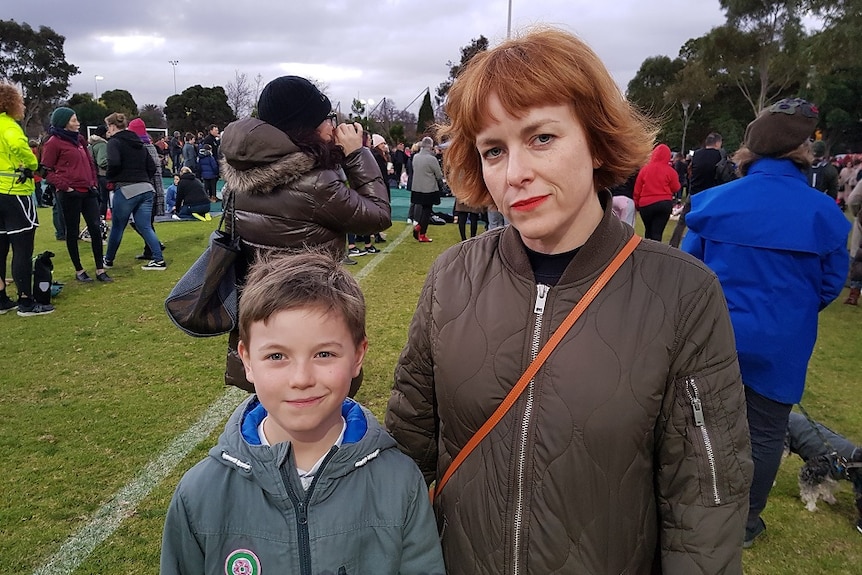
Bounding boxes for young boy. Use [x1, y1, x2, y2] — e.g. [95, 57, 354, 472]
[160, 252, 444, 575]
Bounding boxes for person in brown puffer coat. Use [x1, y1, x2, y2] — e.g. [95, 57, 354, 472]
[220, 76, 390, 393]
[386, 28, 752, 575]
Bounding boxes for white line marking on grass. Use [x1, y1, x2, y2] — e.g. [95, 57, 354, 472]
[32, 225, 408, 575]
[355, 223, 413, 281]
[32, 386, 246, 575]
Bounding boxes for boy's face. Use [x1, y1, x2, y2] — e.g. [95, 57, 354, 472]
[238, 306, 367, 446]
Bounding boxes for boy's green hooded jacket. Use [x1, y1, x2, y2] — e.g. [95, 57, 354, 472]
[160, 395, 444, 575]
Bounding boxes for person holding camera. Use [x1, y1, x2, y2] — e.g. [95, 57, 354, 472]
[219, 75, 391, 393]
[41, 107, 112, 283]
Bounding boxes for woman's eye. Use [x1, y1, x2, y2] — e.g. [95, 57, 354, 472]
[535, 134, 553, 144]
[482, 147, 503, 160]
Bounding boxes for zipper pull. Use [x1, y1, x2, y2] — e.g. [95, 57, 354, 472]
[691, 396, 705, 427]
[534, 284, 549, 314]
[687, 378, 705, 427]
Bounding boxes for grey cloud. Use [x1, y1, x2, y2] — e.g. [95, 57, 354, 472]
[7, 0, 726, 115]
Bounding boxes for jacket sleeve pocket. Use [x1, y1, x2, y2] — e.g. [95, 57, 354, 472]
[668, 364, 751, 508]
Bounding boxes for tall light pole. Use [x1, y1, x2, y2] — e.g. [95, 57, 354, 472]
[94, 75, 103, 99]
[680, 100, 690, 156]
[507, 0, 513, 38]
[168, 60, 179, 94]
[680, 100, 701, 155]
[360, 98, 374, 132]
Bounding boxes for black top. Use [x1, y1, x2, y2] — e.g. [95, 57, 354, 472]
[202, 134, 220, 158]
[526, 246, 580, 286]
[106, 130, 156, 184]
[689, 147, 722, 195]
[175, 172, 210, 209]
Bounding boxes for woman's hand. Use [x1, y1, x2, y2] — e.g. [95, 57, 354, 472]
[334, 122, 363, 156]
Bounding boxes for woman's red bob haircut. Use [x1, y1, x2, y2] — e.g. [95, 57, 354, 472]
[439, 27, 656, 207]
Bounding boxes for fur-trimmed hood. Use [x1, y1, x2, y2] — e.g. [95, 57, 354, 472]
[220, 118, 315, 195]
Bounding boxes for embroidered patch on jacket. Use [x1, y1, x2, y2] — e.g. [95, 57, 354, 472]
[225, 549, 261, 575]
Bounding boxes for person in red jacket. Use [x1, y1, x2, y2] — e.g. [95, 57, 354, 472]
[634, 143, 680, 241]
[41, 107, 112, 283]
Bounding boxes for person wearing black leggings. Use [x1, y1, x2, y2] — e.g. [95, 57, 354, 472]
[0, 81, 55, 315]
[634, 144, 680, 242]
[454, 199, 482, 241]
[41, 106, 112, 283]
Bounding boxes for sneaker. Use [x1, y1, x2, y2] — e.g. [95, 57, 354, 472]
[418, 234, 433, 243]
[364, 245, 380, 254]
[79, 228, 92, 242]
[103, 258, 114, 269]
[374, 233, 386, 243]
[171, 213, 181, 221]
[348, 247, 367, 256]
[17, 301, 55, 316]
[141, 260, 167, 271]
[192, 213, 207, 221]
[857, 518, 862, 535]
[96, 272, 113, 283]
[76, 271, 94, 283]
[0, 297, 17, 314]
[341, 256, 358, 266]
[406, 218, 414, 225]
[743, 517, 766, 549]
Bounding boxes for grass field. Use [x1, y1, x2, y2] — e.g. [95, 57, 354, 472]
[2, 207, 861, 574]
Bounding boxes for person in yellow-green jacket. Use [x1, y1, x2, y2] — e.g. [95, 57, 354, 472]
[0, 81, 53, 316]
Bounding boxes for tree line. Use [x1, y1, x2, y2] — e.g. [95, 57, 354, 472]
[626, 0, 862, 154]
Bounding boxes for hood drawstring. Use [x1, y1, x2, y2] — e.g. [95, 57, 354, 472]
[221, 451, 252, 471]
[353, 448, 380, 468]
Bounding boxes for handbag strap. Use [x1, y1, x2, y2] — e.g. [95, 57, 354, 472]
[217, 183, 236, 241]
[430, 234, 642, 502]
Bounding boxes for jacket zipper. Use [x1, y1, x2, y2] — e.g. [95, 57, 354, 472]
[512, 283, 549, 575]
[280, 446, 339, 575]
[685, 377, 721, 505]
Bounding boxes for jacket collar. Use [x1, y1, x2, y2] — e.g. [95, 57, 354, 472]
[220, 118, 316, 195]
[499, 188, 633, 285]
[747, 157, 807, 182]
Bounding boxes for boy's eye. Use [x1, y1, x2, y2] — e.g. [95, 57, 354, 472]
[316, 351, 333, 359]
[535, 134, 553, 144]
[266, 352, 284, 361]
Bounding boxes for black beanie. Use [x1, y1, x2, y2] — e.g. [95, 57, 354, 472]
[257, 76, 331, 135]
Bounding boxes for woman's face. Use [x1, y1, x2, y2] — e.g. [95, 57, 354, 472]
[474, 94, 603, 254]
[316, 116, 335, 143]
[65, 114, 81, 132]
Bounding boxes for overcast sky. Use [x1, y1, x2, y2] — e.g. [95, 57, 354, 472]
[9, 1, 728, 118]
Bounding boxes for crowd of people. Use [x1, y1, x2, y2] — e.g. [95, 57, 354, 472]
[2, 23, 859, 574]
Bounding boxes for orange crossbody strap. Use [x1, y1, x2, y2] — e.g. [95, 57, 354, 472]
[430, 234, 642, 502]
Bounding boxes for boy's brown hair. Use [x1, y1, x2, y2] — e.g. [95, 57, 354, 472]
[238, 250, 366, 346]
[438, 27, 657, 207]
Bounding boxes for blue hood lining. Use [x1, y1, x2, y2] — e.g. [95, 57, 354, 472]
[240, 396, 367, 446]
